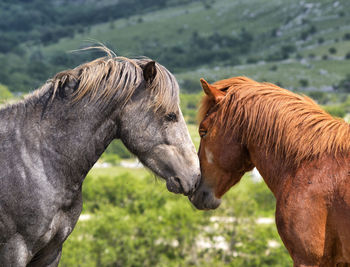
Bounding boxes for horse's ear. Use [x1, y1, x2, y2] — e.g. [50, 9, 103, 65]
[142, 61, 157, 83]
[200, 78, 225, 102]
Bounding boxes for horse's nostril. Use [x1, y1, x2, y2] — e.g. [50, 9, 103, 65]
[174, 177, 181, 186]
[166, 177, 183, 194]
[194, 176, 201, 190]
[202, 190, 208, 201]
[167, 176, 197, 196]
[174, 177, 184, 193]
[188, 186, 196, 196]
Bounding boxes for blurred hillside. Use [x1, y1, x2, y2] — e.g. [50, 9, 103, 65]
[1, 0, 350, 95]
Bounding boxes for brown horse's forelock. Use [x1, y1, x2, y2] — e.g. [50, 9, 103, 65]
[40, 47, 179, 113]
[200, 76, 350, 167]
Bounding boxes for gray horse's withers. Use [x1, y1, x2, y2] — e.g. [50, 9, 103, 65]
[0, 54, 200, 266]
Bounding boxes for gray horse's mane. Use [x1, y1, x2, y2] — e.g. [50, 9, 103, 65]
[33, 46, 179, 113]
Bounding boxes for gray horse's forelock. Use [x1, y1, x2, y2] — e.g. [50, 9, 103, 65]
[43, 49, 179, 113]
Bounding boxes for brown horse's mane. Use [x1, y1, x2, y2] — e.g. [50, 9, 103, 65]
[199, 76, 350, 166]
[34, 46, 179, 113]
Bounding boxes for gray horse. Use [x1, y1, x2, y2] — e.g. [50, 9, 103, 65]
[0, 50, 200, 266]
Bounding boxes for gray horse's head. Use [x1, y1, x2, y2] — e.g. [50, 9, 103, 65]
[50, 53, 200, 196]
[116, 61, 200, 195]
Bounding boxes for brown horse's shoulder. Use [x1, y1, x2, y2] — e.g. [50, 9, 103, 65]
[276, 155, 350, 213]
[294, 155, 350, 183]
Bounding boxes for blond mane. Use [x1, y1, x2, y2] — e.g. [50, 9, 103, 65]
[200, 76, 350, 166]
[39, 46, 179, 113]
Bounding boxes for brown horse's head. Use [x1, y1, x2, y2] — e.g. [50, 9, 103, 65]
[190, 78, 254, 210]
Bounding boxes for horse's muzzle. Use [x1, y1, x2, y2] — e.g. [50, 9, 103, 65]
[189, 182, 222, 210]
[166, 174, 200, 196]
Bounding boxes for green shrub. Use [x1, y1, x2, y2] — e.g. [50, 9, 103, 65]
[336, 74, 350, 93]
[345, 52, 350, 60]
[329, 47, 337, 54]
[323, 105, 346, 118]
[0, 84, 13, 102]
[60, 174, 292, 267]
[105, 140, 133, 159]
[306, 91, 328, 105]
[299, 79, 309, 87]
[100, 153, 120, 166]
[180, 79, 201, 93]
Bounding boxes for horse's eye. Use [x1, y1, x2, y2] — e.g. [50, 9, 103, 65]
[199, 129, 207, 138]
[165, 112, 177, 122]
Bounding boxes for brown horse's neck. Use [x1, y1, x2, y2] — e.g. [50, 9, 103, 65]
[248, 144, 350, 201]
[248, 145, 292, 198]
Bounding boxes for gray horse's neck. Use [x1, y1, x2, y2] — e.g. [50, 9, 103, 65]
[1, 89, 119, 193]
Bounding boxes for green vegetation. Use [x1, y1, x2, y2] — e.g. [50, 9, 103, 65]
[2, 0, 350, 93]
[180, 93, 202, 124]
[0, 0, 197, 53]
[0, 84, 13, 103]
[59, 171, 291, 267]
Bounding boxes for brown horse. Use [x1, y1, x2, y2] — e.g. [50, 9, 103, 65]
[190, 76, 350, 266]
